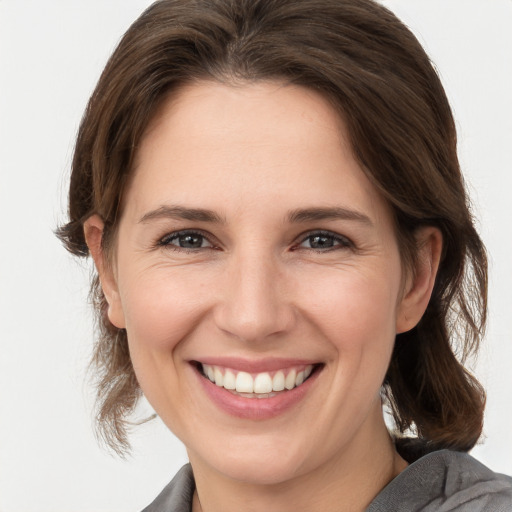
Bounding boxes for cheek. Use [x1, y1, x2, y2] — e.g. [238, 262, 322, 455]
[295, 262, 401, 352]
[118, 267, 207, 353]
[115, 268, 209, 428]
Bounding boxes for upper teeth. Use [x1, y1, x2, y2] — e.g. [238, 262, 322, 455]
[201, 364, 314, 394]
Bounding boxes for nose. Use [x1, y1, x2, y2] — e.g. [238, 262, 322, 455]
[213, 249, 296, 343]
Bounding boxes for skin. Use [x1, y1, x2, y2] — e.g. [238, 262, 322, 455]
[85, 81, 442, 512]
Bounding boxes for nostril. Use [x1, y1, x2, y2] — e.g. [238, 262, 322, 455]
[213, 303, 297, 343]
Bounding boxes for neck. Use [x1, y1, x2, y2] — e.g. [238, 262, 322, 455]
[189, 405, 407, 512]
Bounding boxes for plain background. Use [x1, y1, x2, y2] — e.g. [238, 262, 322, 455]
[1, 1, 511, 511]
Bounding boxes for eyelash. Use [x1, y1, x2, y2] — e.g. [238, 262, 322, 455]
[293, 230, 353, 252]
[156, 229, 353, 253]
[157, 229, 217, 252]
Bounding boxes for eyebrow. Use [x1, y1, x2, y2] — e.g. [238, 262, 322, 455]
[138, 204, 372, 226]
[287, 207, 373, 226]
[139, 205, 225, 224]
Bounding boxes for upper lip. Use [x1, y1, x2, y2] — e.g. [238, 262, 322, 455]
[192, 357, 321, 373]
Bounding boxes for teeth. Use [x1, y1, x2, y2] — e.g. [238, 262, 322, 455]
[223, 369, 236, 390]
[214, 367, 224, 387]
[201, 364, 315, 395]
[236, 371, 254, 393]
[272, 371, 285, 392]
[254, 373, 273, 394]
[285, 369, 296, 390]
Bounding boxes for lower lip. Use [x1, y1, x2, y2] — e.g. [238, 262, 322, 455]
[193, 365, 321, 420]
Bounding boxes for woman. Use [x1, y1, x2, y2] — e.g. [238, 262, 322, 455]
[58, 0, 512, 510]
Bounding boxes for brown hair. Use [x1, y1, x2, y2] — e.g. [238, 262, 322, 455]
[58, 0, 487, 456]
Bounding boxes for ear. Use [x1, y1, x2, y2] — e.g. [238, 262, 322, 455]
[396, 226, 443, 334]
[83, 215, 126, 329]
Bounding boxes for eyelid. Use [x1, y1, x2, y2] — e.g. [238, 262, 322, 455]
[156, 229, 218, 250]
[294, 229, 354, 250]
[153, 228, 353, 252]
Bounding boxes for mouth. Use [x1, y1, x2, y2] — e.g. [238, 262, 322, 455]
[196, 362, 319, 398]
[191, 359, 323, 418]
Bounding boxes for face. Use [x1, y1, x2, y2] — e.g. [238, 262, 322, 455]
[95, 81, 424, 484]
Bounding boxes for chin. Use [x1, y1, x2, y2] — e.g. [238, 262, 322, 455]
[188, 431, 321, 486]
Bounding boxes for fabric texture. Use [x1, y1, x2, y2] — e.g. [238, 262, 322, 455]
[141, 465, 195, 512]
[141, 450, 512, 512]
[367, 450, 512, 511]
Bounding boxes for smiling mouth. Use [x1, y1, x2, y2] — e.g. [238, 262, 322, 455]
[195, 362, 321, 398]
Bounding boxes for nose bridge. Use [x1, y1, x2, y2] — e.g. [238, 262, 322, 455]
[214, 243, 294, 342]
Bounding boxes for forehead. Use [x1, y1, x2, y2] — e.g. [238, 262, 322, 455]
[126, 80, 390, 225]
[136, 80, 349, 170]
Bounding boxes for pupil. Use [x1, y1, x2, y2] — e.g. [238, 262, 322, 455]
[310, 235, 333, 248]
[180, 234, 202, 248]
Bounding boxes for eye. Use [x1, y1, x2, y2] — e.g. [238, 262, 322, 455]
[158, 230, 214, 250]
[297, 231, 352, 251]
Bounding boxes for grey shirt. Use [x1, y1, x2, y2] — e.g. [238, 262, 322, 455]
[142, 450, 512, 511]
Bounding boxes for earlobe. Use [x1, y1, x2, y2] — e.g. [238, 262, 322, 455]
[83, 215, 126, 329]
[396, 227, 443, 334]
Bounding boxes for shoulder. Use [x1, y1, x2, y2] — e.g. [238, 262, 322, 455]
[141, 464, 194, 512]
[142, 455, 512, 512]
[368, 449, 512, 511]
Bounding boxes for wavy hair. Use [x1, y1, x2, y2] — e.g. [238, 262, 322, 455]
[58, 0, 487, 456]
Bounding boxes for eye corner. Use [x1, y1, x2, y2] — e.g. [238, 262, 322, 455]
[294, 230, 354, 252]
[156, 229, 218, 251]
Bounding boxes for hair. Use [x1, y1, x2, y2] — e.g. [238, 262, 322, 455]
[58, 0, 487, 457]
